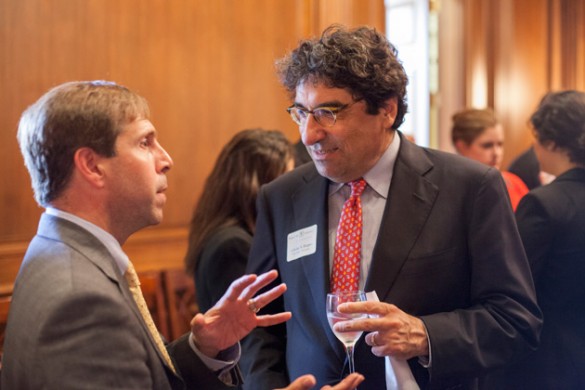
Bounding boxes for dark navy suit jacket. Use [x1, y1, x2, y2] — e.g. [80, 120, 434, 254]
[242, 133, 542, 390]
[488, 168, 585, 389]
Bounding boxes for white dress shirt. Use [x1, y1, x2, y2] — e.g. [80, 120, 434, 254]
[325, 135, 421, 389]
[327, 133, 400, 289]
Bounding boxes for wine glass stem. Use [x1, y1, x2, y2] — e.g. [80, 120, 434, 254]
[346, 345, 356, 374]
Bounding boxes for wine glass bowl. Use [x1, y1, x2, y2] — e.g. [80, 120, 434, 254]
[326, 291, 367, 374]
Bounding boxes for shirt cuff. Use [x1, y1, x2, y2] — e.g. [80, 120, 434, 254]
[188, 333, 241, 373]
[418, 321, 432, 368]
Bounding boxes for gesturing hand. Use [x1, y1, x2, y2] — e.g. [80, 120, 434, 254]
[190, 270, 291, 358]
[277, 373, 364, 390]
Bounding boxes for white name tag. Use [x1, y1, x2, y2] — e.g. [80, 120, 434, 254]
[287, 225, 317, 262]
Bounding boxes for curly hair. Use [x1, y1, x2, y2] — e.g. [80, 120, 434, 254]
[276, 24, 408, 129]
[17, 81, 149, 206]
[185, 128, 293, 276]
[530, 90, 585, 166]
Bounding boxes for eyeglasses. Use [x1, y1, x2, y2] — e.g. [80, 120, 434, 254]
[286, 101, 356, 127]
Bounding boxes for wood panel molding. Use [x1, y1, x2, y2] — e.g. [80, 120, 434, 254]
[0, 227, 188, 294]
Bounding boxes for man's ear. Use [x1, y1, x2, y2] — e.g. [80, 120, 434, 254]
[381, 97, 398, 128]
[73, 147, 106, 188]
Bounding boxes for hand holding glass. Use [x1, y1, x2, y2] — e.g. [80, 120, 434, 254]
[326, 291, 367, 374]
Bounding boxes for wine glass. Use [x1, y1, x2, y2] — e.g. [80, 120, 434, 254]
[326, 291, 367, 374]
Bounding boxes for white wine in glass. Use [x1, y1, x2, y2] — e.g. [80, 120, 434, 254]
[326, 291, 367, 374]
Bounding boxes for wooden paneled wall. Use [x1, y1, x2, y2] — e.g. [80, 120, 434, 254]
[0, 0, 384, 293]
[458, 0, 585, 167]
[2, 0, 583, 294]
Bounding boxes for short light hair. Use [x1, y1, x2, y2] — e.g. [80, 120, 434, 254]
[17, 81, 150, 206]
[451, 108, 498, 145]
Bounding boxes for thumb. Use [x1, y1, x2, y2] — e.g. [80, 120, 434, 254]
[190, 313, 206, 332]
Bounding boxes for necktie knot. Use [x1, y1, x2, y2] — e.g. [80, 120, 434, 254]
[349, 179, 367, 198]
[347, 179, 367, 205]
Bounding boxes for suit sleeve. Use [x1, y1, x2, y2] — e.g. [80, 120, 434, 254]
[515, 193, 553, 281]
[37, 286, 237, 389]
[168, 333, 243, 389]
[239, 186, 290, 389]
[420, 168, 543, 379]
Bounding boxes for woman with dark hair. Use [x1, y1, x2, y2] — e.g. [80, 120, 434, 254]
[185, 129, 294, 312]
[451, 108, 529, 210]
[490, 90, 585, 389]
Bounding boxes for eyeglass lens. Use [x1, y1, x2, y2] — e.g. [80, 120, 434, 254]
[289, 107, 336, 127]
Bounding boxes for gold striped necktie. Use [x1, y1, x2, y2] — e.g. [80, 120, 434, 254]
[124, 263, 177, 374]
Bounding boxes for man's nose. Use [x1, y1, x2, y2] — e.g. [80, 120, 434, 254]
[157, 143, 174, 173]
[301, 114, 326, 146]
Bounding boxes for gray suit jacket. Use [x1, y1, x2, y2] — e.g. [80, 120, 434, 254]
[1, 214, 234, 389]
[241, 133, 542, 390]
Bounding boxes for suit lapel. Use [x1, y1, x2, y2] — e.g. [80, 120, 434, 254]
[291, 169, 346, 361]
[38, 214, 176, 375]
[38, 214, 121, 285]
[291, 169, 330, 316]
[365, 137, 439, 302]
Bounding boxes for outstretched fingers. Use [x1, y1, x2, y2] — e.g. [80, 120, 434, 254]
[250, 278, 287, 309]
[256, 311, 292, 327]
[240, 269, 281, 300]
[220, 270, 289, 322]
[222, 273, 259, 302]
[222, 269, 282, 300]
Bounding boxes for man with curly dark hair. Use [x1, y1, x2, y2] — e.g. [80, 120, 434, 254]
[241, 25, 542, 389]
[488, 90, 585, 389]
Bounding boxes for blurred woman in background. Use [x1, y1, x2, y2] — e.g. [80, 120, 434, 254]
[451, 108, 529, 210]
[185, 128, 294, 312]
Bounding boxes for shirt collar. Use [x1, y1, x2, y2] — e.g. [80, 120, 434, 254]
[45, 207, 129, 274]
[329, 131, 400, 198]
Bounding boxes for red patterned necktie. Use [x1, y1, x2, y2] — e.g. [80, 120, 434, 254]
[331, 178, 367, 293]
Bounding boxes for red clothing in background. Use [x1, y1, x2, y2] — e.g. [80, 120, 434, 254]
[502, 171, 529, 211]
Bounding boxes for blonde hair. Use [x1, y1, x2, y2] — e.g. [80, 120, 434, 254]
[451, 108, 498, 145]
[17, 81, 149, 206]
